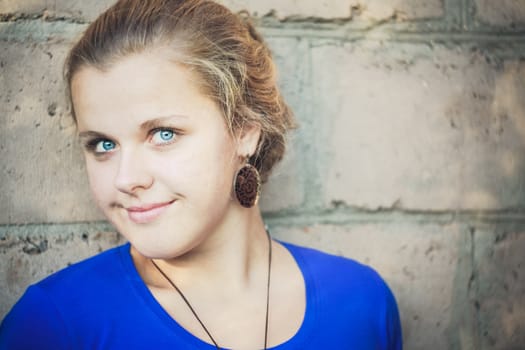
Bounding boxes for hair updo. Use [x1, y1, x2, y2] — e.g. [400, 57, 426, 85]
[64, 0, 295, 182]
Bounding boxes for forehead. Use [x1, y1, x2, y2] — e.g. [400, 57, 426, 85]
[71, 51, 222, 131]
[71, 51, 200, 109]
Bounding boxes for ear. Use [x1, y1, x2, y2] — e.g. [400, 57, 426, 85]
[235, 123, 262, 158]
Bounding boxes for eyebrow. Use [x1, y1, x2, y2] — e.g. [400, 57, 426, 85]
[139, 115, 188, 131]
[78, 130, 110, 140]
[77, 115, 189, 139]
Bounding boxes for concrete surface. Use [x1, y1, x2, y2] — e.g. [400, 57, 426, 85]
[474, 228, 525, 349]
[313, 42, 525, 210]
[473, 0, 525, 28]
[0, 0, 445, 21]
[1, 0, 525, 349]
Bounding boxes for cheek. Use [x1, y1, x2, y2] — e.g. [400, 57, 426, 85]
[155, 136, 238, 196]
[155, 152, 233, 191]
[85, 160, 115, 204]
[194, 137, 237, 184]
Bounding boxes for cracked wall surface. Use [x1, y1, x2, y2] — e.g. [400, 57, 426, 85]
[1, 0, 525, 349]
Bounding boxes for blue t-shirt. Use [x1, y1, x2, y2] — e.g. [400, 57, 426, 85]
[0, 242, 402, 349]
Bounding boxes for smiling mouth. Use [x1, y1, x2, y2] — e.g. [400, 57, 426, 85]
[126, 200, 176, 224]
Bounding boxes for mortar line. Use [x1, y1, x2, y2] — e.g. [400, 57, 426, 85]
[263, 211, 525, 228]
[262, 29, 525, 42]
[299, 37, 322, 211]
[3, 209, 525, 235]
[461, 0, 471, 31]
[469, 227, 482, 349]
[443, 0, 463, 31]
[2, 20, 525, 44]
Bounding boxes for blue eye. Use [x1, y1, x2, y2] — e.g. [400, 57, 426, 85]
[160, 130, 173, 141]
[151, 129, 176, 145]
[94, 140, 116, 153]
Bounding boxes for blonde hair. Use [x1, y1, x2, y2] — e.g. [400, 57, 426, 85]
[65, 0, 295, 182]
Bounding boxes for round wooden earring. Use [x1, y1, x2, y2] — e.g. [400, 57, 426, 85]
[234, 164, 261, 208]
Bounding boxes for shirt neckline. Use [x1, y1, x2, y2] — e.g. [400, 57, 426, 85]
[117, 241, 317, 349]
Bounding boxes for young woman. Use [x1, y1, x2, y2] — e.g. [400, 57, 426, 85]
[0, 0, 402, 349]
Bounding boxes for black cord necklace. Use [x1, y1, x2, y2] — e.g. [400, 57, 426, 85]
[151, 231, 272, 350]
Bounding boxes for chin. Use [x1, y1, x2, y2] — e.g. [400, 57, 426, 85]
[133, 242, 194, 260]
[124, 227, 195, 259]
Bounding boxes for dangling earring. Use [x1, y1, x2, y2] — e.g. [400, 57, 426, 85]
[234, 160, 261, 208]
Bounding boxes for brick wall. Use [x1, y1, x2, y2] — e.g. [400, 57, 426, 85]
[1, 0, 524, 348]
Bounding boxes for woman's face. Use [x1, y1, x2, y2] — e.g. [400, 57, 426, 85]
[71, 51, 257, 259]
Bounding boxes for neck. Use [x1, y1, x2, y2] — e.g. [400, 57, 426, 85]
[133, 206, 269, 291]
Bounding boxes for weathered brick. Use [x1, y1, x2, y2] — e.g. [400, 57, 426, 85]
[311, 42, 525, 211]
[260, 37, 310, 212]
[474, 0, 525, 28]
[0, 0, 43, 15]
[474, 229, 525, 349]
[360, 0, 445, 21]
[260, 137, 304, 212]
[271, 222, 470, 350]
[223, 0, 444, 20]
[0, 0, 113, 22]
[0, 0, 444, 22]
[0, 40, 104, 224]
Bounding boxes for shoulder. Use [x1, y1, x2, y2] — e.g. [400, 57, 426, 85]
[28, 243, 134, 315]
[0, 283, 70, 350]
[282, 241, 388, 292]
[281, 241, 399, 318]
[281, 241, 403, 349]
[0, 244, 131, 349]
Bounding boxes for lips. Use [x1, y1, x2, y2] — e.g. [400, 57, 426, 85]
[126, 200, 176, 224]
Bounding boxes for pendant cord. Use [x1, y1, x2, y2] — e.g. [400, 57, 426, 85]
[151, 230, 272, 350]
[151, 259, 220, 349]
[264, 229, 271, 349]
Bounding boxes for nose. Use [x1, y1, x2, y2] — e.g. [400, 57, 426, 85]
[114, 148, 153, 195]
